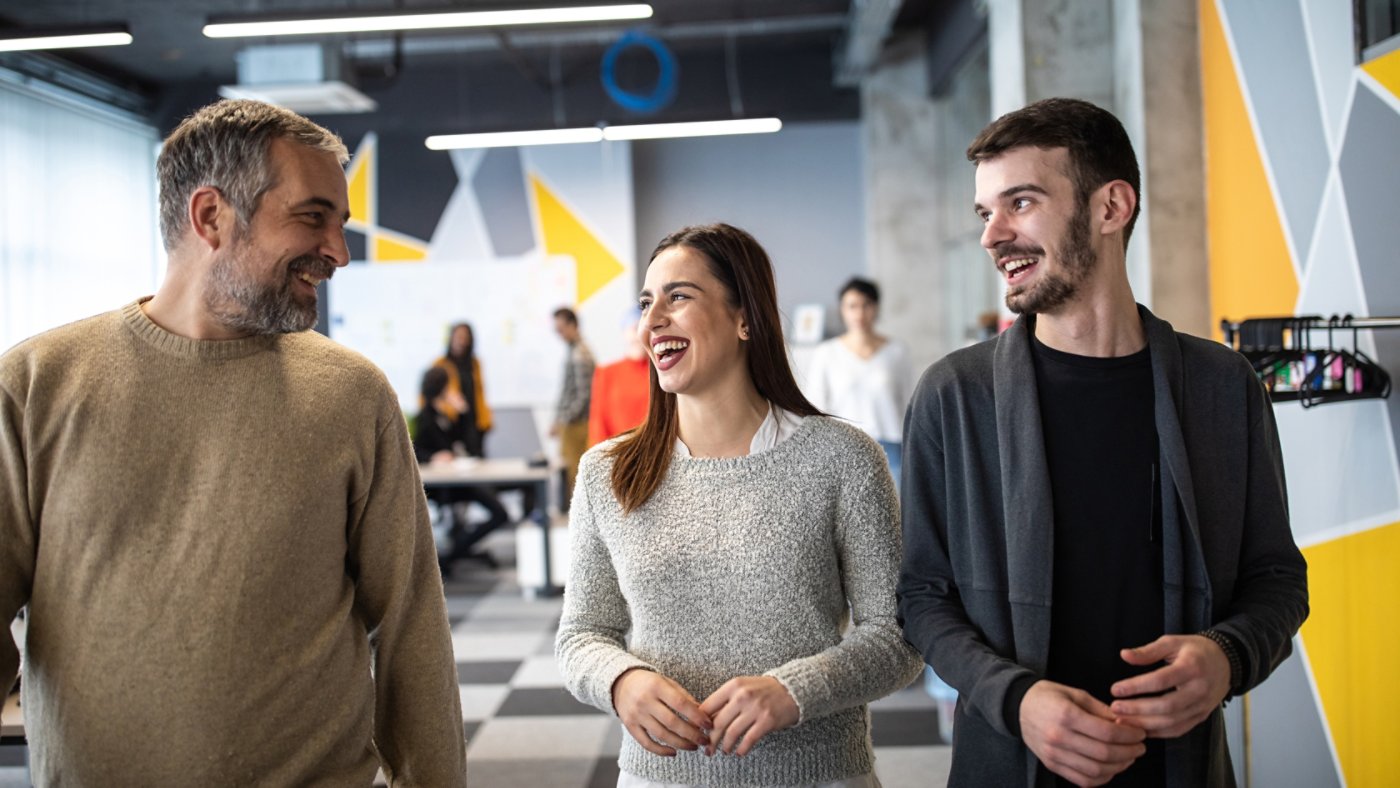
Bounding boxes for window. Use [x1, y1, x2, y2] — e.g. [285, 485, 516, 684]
[0, 68, 161, 352]
[1359, 0, 1400, 62]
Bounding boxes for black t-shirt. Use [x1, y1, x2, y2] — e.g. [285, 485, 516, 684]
[413, 404, 469, 464]
[1032, 335, 1165, 787]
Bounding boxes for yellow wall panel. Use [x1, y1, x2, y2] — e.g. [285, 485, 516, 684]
[372, 233, 428, 263]
[530, 174, 625, 305]
[1361, 46, 1400, 104]
[1200, 0, 1298, 336]
[346, 137, 373, 228]
[1300, 521, 1400, 786]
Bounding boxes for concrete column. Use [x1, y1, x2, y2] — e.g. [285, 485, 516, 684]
[862, 33, 948, 373]
[862, 33, 995, 374]
[1121, 0, 1210, 337]
[1020, 0, 1117, 109]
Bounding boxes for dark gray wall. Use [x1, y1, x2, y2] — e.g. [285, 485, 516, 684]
[632, 121, 865, 335]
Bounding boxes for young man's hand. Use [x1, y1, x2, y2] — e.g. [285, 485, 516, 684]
[1020, 680, 1147, 786]
[1109, 634, 1232, 738]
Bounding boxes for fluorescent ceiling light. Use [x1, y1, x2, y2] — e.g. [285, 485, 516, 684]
[426, 118, 784, 149]
[0, 28, 132, 53]
[426, 127, 605, 150]
[204, 4, 652, 38]
[603, 118, 783, 140]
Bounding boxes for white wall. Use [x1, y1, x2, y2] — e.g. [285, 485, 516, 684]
[632, 122, 866, 339]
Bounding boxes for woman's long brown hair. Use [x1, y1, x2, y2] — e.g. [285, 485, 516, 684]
[607, 223, 822, 512]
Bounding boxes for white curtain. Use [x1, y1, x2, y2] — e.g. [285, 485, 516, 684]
[0, 71, 161, 353]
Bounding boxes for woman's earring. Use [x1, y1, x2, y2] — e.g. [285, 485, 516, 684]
[739, 328, 749, 340]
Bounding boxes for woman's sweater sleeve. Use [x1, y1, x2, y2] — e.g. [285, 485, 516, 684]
[554, 452, 657, 714]
[765, 437, 924, 722]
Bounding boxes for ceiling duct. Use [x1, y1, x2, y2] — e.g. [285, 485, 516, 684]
[218, 43, 376, 114]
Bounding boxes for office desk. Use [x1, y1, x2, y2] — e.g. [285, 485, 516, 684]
[419, 458, 561, 598]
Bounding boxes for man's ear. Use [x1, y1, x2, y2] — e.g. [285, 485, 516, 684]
[188, 186, 234, 251]
[1097, 180, 1138, 237]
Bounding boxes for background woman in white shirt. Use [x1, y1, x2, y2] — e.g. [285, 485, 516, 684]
[806, 277, 915, 488]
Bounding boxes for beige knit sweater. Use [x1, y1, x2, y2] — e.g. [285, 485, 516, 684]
[0, 300, 466, 786]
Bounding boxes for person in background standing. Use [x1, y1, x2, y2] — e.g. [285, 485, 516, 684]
[430, 321, 491, 458]
[551, 307, 594, 503]
[805, 277, 914, 486]
[588, 307, 651, 447]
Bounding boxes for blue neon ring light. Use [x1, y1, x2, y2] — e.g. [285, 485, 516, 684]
[601, 30, 677, 113]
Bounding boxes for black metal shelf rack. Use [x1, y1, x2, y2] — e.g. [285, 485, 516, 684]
[1220, 315, 1398, 407]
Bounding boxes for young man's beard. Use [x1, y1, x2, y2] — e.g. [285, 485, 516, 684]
[1003, 202, 1097, 315]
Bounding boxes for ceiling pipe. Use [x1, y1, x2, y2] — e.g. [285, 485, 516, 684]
[346, 14, 848, 58]
[833, 0, 902, 86]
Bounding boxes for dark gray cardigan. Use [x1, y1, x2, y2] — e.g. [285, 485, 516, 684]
[897, 306, 1308, 788]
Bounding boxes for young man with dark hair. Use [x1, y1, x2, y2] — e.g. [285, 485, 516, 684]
[898, 97, 1307, 787]
[0, 99, 466, 785]
[551, 306, 594, 501]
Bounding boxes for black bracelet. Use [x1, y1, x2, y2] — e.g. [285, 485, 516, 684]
[1199, 628, 1243, 697]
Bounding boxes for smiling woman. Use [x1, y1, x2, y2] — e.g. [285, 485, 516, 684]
[555, 223, 924, 788]
[613, 224, 822, 510]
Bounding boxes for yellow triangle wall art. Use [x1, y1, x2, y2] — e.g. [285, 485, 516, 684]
[372, 231, 430, 263]
[530, 174, 625, 305]
[1300, 521, 1400, 785]
[1361, 46, 1400, 105]
[346, 133, 375, 232]
[342, 132, 431, 263]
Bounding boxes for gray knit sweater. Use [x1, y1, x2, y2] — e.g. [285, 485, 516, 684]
[556, 415, 923, 786]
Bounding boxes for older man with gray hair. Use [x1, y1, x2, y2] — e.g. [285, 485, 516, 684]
[0, 100, 466, 785]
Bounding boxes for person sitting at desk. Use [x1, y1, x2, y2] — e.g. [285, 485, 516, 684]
[431, 322, 491, 458]
[414, 366, 510, 574]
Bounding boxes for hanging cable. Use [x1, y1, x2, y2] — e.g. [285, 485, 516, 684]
[725, 32, 743, 118]
[552, 44, 565, 128]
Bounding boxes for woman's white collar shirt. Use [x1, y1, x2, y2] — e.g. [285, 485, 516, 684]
[673, 404, 806, 458]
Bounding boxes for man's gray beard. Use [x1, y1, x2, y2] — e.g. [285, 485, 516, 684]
[1005, 202, 1097, 315]
[205, 247, 320, 335]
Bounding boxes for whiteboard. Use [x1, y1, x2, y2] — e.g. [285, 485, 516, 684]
[329, 255, 576, 412]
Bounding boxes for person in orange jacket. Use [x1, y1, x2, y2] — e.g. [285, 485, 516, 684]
[588, 309, 651, 447]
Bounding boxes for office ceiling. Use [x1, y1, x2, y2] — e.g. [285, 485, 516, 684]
[0, 1, 947, 134]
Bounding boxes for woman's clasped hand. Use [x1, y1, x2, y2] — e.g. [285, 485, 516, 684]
[612, 668, 800, 758]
